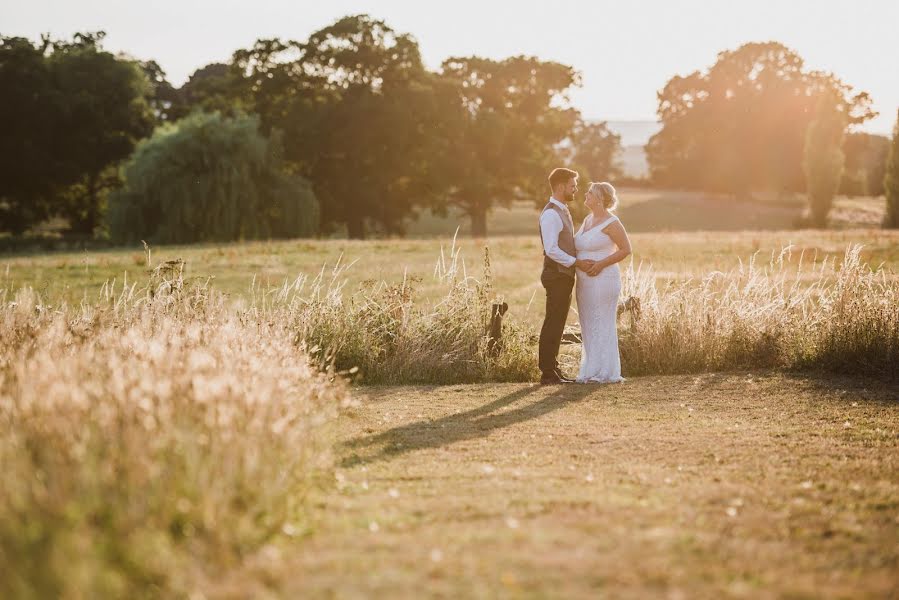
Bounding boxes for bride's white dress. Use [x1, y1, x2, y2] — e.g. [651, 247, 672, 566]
[574, 214, 624, 383]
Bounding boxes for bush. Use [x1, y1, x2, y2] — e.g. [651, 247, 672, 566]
[616, 245, 898, 378]
[268, 244, 535, 385]
[108, 111, 318, 244]
[254, 243, 898, 383]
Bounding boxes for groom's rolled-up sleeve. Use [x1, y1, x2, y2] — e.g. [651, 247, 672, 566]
[539, 210, 576, 268]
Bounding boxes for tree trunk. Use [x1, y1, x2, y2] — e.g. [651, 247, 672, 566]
[809, 195, 832, 228]
[346, 214, 366, 239]
[470, 205, 488, 238]
[83, 175, 100, 235]
[69, 173, 100, 236]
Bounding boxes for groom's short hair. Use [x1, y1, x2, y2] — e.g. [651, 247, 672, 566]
[548, 168, 578, 191]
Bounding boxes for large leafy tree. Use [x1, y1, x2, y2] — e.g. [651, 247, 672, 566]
[232, 16, 443, 238]
[108, 111, 318, 244]
[437, 56, 580, 237]
[0, 36, 56, 233]
[49, 33, 155, 234]
[647, 42, 874, 198]
[565, 118, 622, 183]
[0, 32, 154, 235]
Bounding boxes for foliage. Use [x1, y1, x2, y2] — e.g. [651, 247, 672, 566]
[108, 111, 319, 244]
[0, 272, 346, 598]
[0, 35, 55, 234]
[840, 131, 890, 197]
[564, 118, 622, 183]
[0, 32, 154, 235]
[803, 89, 848, 227]
[884, 110, 899, 229]
[647, 42, 874, 197]
[232, 15, 445, 239]
[437, 55, 580, 237]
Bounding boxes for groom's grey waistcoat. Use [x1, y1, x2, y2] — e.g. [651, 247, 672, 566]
[540, 202, 576, 278]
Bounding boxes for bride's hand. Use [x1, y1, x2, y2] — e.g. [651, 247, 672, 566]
[587, 262, 605, 276]
[575, 259, 595, 272]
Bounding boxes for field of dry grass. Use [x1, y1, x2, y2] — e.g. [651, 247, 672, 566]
[3, 225, 898, 326]
[2, 194, 897, 597]
[288, 373, 898, 598]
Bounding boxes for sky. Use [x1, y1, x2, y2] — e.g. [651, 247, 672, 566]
[3, 0, 897, 134]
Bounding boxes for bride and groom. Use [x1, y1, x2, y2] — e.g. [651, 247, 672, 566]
[538, 168, 632, 385]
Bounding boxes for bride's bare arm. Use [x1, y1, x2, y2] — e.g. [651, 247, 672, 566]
[586, 221, 632, 276]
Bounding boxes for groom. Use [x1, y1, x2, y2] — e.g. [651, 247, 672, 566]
[538, 168, 594, 384]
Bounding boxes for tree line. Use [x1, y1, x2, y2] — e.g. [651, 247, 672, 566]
[1, 19, 897, 243]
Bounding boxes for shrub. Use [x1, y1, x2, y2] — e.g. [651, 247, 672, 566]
[108, 111, 318, 244]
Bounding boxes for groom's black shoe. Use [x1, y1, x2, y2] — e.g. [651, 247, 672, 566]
[540, 370, 573, 385]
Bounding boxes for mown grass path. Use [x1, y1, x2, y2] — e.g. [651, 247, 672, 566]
[292, 373, 897, 598]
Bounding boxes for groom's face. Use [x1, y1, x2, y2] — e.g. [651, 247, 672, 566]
[563, 178, 579, 203]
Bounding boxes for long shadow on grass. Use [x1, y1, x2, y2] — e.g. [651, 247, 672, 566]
[340, 384, 595, 468]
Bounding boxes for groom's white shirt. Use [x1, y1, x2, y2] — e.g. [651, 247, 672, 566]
[539, 197, 577, 268]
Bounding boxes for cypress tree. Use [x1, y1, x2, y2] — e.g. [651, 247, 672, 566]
[803, 90, 848, 228]
[884, 109, 899, 229]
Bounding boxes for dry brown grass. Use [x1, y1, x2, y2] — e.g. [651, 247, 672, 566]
[0, 279, 348, 598]
[1, 230, 897, 597]
[292, 373, 899, 598]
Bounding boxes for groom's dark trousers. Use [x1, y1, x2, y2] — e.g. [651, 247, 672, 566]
[538, 271, 574, 375]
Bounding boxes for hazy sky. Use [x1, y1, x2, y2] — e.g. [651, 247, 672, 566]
[3, 0, 897, 134]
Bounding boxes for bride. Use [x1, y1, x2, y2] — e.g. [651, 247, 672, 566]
[574, 182, 632, 383]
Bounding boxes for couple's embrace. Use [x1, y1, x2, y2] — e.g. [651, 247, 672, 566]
[538, 168, 632, 385]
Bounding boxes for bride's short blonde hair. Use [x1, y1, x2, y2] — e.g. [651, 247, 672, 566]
[588, 182, 619, 211]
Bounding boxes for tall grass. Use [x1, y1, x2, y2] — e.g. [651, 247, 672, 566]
[251, 242, 535, 384]
[1, 241, 894, 596]
[617, 244, 899, 377]
[0, 272, 347, 598]
[257, 242, 896, 382]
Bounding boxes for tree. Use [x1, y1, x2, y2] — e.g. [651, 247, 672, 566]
[841, 132, 891, 197]
[232, 16, 443, 238]
[0, 32, 154, 236]
[173, 62, 245, 121]
[139, 60, 181, 123]
[108, 111, 318, 244]
[647, 42, 874, 198]
[565, 118, 622, 183]
[884, 110, 899, 229]
[48, 33, 155, 234]
[437, 55, 580, 237]
[0, 36, 56, 233]
[803, 89, 848, 227]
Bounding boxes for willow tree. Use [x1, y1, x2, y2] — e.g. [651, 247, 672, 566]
[108, 111, 318, 244]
